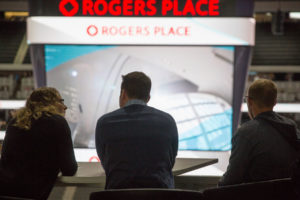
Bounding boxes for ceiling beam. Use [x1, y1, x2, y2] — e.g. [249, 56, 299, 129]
[0, 1, 299, 13]
[255, 1, 300, 12]
[0, 1, 28, 12]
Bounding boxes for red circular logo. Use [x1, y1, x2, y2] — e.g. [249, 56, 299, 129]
[89, 156, 100, 162]
[59, 0, 79, 17]
[87, 25, 99, 36]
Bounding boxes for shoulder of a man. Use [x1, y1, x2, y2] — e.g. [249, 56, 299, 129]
[235, 119, 262, 141]
[148, 106, 176, 124]
[97, 106, 176, 128]
[147, 106, 175, 122]
[96, 108, 124, 125]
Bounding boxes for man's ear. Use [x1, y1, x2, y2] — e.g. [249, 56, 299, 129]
[120, 89, 125, 98]
[121, 89, 130, 103]
[122, 89, 129, 99]
[145, 95, 150, 103]
[119, 89, 128, 107]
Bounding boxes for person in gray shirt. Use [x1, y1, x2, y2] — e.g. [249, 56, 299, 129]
[219, 79, 300, 186]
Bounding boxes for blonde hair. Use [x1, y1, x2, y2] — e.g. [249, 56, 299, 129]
[248, 79, 277, 108]
[14, 87, 64, 130]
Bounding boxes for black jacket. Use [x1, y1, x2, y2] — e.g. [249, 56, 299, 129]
[219, 111, 300, 186]
[95, 104, 178, 189]
[0, 114, 77, 200]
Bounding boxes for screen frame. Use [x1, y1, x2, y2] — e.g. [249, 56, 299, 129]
[31, 44, 252, 150]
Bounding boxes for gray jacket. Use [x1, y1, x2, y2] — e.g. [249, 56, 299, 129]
[219, 111, 300, 186]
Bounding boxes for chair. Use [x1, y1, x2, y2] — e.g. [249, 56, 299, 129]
[90, 188, 204, 200]
[0, 184, 38, 200]
[203, 178, 297, 200]
[0, 196, 35, 200]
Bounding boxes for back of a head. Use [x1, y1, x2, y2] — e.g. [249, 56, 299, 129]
[248, 79, 277, 109]
[14, 87, 63, 130]
[26, 87, 60, 107]
[121, 71, 151, 101]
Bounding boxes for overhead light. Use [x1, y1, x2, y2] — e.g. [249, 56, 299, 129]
[4, 12, 28, 18]
[266, 12, 272, 16]
[290, 12, 300, 19]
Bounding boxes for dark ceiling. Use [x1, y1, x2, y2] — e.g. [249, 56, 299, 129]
[0, 0, 299, 12]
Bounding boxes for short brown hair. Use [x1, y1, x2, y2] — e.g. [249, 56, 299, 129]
[121, 71, 151, 101]
[248, 79, 277, 108]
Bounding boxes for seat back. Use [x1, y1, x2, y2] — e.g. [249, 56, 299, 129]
[90, 188, 204, 200]
[0, 196, 35, 200]
[203, 178, 296, 200]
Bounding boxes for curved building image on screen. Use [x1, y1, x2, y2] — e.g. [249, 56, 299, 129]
[45, 45, 233, 150]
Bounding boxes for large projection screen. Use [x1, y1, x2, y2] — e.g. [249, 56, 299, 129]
[45, 45, 234, 151]
[27, 0, 255, 172]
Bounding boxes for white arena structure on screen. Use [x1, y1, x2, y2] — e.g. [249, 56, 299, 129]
[150, 93, 232, 151]
[46, 46, 233, 150]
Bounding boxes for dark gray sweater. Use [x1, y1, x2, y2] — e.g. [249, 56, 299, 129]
[96, 104, 178, 189]
[219, 111, 300, 186]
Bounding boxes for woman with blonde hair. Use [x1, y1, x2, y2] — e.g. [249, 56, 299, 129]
[0, 87, 77, 200]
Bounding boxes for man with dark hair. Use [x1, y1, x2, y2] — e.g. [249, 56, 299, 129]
[119, 72, 151, 106]
[219, 79, 300, 186]
[95, 71, 178, 189]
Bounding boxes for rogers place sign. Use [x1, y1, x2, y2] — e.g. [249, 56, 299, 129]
[86, 24, 191, 37]
[59, 0, 220, 17]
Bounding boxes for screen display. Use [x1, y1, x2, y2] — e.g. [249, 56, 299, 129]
[45, 45, 233, 151]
